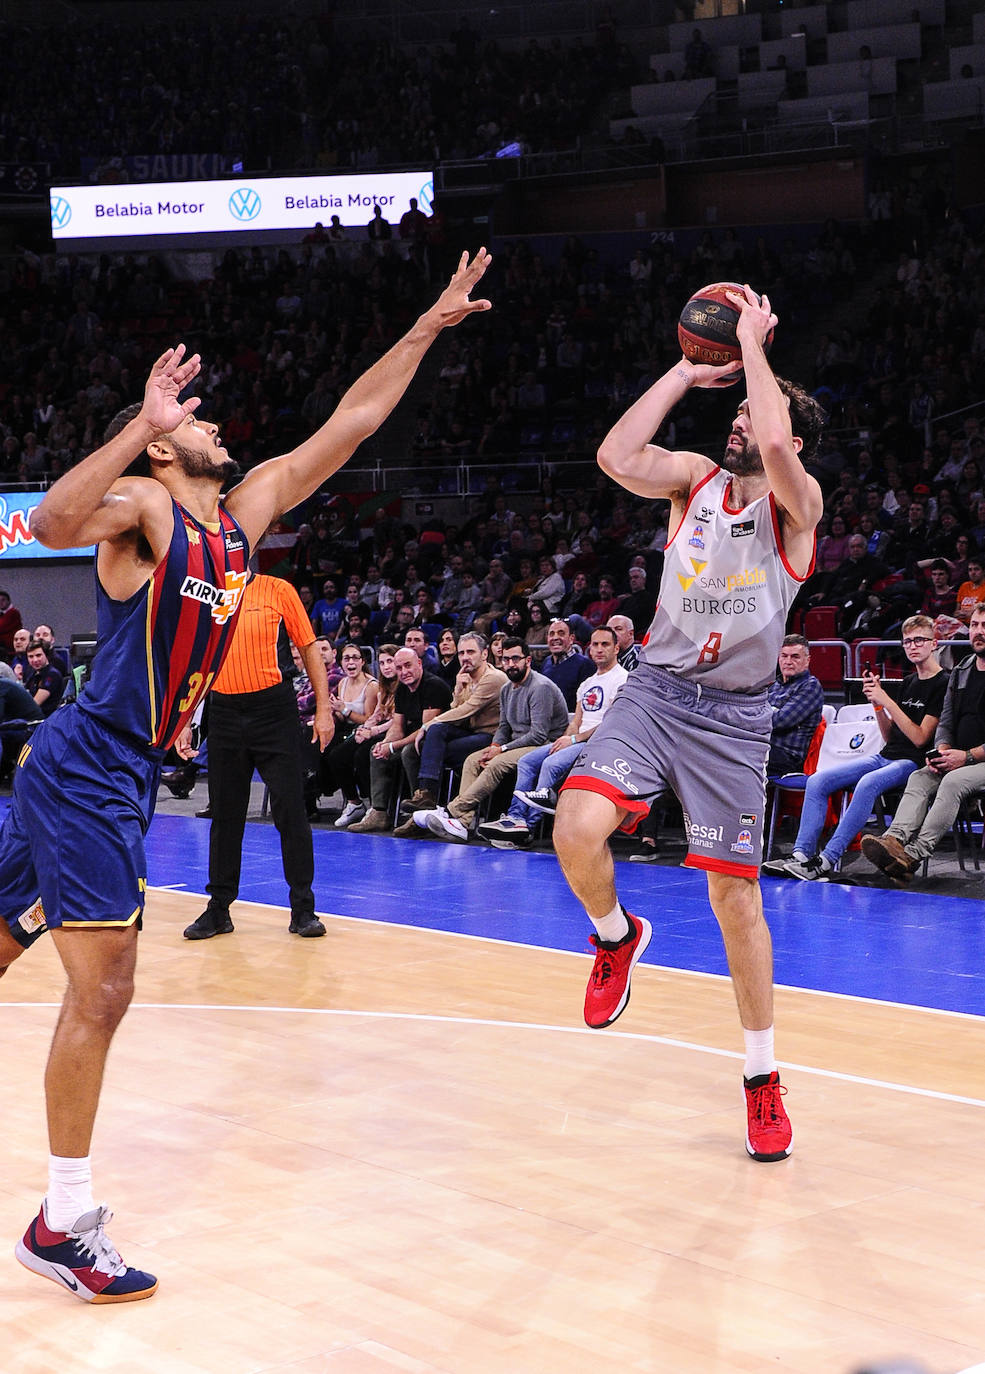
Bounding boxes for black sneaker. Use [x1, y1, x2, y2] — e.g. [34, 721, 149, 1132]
[513, 785, 558, 815]
[785, 854, 830, 881]
[289, 912, 326, 938]
[160, 764, 198, 799]
[183, 907, 234, 940]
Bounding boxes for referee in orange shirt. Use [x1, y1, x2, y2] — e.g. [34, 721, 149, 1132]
[183, 573, 334, 941]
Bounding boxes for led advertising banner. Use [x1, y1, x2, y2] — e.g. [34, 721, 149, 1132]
[49, 170, 435, 243]
[0, 493, 94, 562]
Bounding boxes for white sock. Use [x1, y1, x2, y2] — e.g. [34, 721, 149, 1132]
[816, 853, 833, 873]
[743, 1027, 776, 1081]
[591, 902, 630, 945]
[46, 1155, 95, 1232]
[791, 850, 809, 863]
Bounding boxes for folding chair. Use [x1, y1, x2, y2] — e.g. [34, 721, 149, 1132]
[764, 714, 883, 861]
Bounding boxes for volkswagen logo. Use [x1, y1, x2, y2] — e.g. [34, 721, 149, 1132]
[228, 187, 261, 222]
[50, 195, 72, 230]
[418, 180, 434, 213]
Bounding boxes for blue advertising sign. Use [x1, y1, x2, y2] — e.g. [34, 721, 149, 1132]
[0, 493, 94, 562]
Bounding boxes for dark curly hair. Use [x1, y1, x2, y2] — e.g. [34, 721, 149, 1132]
[775, 377, 826, 464]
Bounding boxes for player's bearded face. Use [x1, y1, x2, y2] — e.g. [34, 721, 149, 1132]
[721, 428, 763, 476]
[169, 434, 240, 482]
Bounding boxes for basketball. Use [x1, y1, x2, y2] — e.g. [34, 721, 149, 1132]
[677, 281, 774, 369]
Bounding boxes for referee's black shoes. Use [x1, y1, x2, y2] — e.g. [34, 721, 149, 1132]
[183, 906, 234, 940]
[289, 912, 327, 938]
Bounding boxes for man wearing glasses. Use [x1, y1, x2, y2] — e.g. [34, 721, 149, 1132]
[763, 616, 947, 880]
[411, 637, 568, 841]
[862, 603, 985, 883]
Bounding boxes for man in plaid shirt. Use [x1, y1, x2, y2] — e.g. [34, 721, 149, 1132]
[767, 634, 824, 776]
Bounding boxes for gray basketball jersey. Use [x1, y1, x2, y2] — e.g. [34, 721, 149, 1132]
[641, 465, 809, 692]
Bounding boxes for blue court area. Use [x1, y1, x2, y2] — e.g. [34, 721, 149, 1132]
[143, 814, 985, 1019]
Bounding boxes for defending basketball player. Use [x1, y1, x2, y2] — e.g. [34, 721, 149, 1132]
[553, 284, 825, 1162]
[0, 248, 491, 1302]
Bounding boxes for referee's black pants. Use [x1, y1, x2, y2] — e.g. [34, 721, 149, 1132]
[205, 681, 315, 920]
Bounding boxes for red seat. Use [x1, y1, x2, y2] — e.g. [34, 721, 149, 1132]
[803, 606, 839, 639]
[806, 642, 845, 691]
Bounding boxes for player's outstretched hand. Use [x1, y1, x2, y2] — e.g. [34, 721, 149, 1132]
[140, 344, 203, 436]
[727, 284, 778, 351]
[427, 249, 493, 329]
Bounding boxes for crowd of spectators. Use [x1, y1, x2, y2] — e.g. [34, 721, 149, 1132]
[1, 6, 983, 878]
[0, 12, 639, 181]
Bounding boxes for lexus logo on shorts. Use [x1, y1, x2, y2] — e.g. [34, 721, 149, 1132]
[228, 187, 261, 221]
[50, 195, 71, 230]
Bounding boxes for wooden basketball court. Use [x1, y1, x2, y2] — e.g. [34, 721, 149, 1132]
[3, 881, 984, 1374]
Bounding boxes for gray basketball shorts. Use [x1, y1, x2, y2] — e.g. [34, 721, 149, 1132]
[561, 662, 773, 876]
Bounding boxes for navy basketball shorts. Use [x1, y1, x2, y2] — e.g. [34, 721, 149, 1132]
[0, 706, 160, 949]
[561, 662, 773, 877]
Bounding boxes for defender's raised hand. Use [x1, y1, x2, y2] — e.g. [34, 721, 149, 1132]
[140, 344, 203, 435]
[426, 248, 493, 329]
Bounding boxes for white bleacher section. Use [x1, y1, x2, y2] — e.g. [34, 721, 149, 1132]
[949, 45, 985, 79]
[826, 25, 921, 63]
[667, 14, 762, 51]
[648, 51, 687, 82]
[779, 7, 828, 43]
[633, 2, 976, 156]
[625, 77, 715, 118]
[759, 36, 807, 74]
[923, 76, 985, 119]
[807, 57, 898, 99]
[845, 0, 944, 25]
[736, 70, 789, 112]
[775, 91, 870, 125]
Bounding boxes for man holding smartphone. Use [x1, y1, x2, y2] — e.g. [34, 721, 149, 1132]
[862, 604, 985, 883]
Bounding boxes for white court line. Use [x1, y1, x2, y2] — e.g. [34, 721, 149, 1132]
[3, 1001, 985, 1110]
[159, 888, 985, 1026]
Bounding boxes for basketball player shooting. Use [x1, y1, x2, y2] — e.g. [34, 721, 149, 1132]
[0, 248, 491, 1303]
[552, 283, 825, 1162]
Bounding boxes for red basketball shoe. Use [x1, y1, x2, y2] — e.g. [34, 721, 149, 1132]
[744, 1071, 793, 1162]
[583, 911, 652, 1028]
[16, 1201, 158, 1302]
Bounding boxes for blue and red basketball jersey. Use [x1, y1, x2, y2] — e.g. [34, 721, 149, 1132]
[79, 500, 250, 752]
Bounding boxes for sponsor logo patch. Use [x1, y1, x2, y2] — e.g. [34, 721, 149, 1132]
[683, 811, 724, 849]
[589, 760, 639, 794]
[688, 524, 706, 550]
[731, 519, 755, 538]
[180, 568, 248, 625]
[730, 829, 755, 855]
[740, 812, 757, 826]
[17, 898, 46, 935]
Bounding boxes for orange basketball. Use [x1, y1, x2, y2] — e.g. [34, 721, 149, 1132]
[677, 281, 774, 368]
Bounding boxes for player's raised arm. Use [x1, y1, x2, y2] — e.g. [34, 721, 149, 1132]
[225, 249, 492, 547]
[730, 285, 823, 535]
[30, 346, 202, 550]
[596, 355, 741, 501]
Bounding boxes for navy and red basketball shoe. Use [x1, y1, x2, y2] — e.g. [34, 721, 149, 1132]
[584, 911, 652, 1028]
[16, 1201, 158, 1302]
